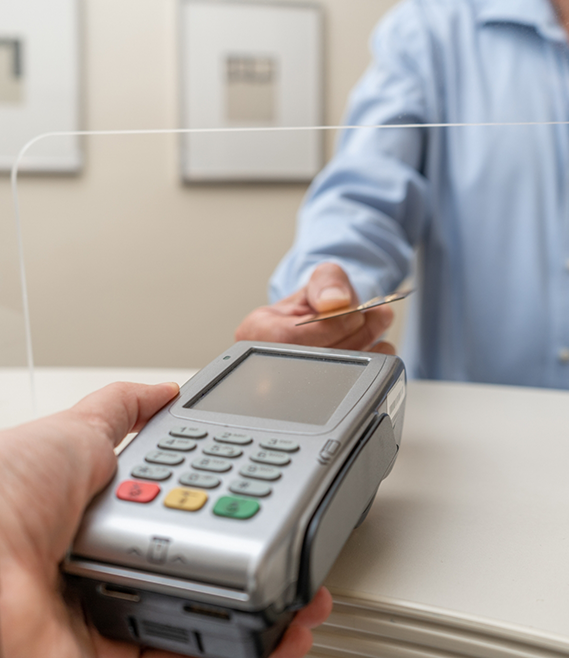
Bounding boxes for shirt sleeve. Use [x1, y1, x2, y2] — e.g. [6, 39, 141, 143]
[269, 0, 434, 304]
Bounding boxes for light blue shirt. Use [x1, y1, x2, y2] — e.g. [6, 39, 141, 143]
[270, 0, 569, 389]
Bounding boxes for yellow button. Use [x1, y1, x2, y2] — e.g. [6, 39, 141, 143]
[164, 487, 208, 512]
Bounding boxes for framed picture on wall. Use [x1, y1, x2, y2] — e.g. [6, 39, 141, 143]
[0, 0, 81, 173]
[179, 0, 323, 182]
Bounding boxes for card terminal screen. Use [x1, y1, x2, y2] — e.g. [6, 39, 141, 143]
[187, 352, 367, 425]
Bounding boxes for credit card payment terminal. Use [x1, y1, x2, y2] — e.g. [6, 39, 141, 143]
[64, 341, 406, 658]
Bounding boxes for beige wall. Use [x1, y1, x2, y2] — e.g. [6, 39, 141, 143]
[0, 0, 400, 369]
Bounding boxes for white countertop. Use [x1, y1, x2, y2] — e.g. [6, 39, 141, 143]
[0, 367, 198, 429]
[315, 380, 569, 655]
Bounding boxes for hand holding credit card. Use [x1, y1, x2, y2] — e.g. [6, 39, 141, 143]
[296, 289, 413, 326]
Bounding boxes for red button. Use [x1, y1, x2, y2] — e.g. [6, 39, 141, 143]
[116, 480, 160, 503]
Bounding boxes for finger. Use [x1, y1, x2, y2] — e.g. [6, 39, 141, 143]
[268, 624, 313, 658]
[235, 285, 315, 343]
[330, 306, 393, 352]
[284, 311, 366, 348]
[361, 304, 394, 346]
[72, 381, 180, 447]
[67, 382, 179, 502]
[306, 263, 358, 312]
[291, 587, 333, 629]
[369, 340, 397, 355]
[236, 304, 366, 348]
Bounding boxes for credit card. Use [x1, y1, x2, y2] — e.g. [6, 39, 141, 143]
[296, 289, 413, 326]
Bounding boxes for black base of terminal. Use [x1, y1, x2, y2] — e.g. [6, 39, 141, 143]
[65, 576, 294, 658]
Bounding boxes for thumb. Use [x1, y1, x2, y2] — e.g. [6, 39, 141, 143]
[72, 381, 180, 448]
[306, 263, 358, 313]
[70, 381, 180, 498]
[0, 382, 181, 563]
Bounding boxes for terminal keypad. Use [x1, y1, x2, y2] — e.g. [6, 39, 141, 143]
[122, 427, 301, 520]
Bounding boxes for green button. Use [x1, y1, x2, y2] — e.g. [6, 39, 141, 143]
[213, 496, 260, 520]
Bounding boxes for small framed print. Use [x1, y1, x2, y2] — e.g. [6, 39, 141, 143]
[0, 0, 81, 173]
[0, 38, 24, 104]
[179, 0, 323, 182]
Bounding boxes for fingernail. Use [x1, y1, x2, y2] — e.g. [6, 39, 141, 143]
[316, 286, 351, 311]
[318, 286, 350, 302]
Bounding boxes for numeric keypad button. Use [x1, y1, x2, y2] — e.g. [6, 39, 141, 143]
[192, 457, 233, 473]
[203, 444, 243, 459]
[131, 465, 172, 481]
[213, 496, 260, 520]
[179, 472, 221, 489]
[145, 450, 185, 466]
[229, 480, 272, 498]
[164, 487, 208, 512]
[250, 450, 291, 467]
[239, 464, 281, 481]
[214, 432, 253, 446]
[259, 438, 300, 453]
[158, 437, 197, 452]
[116, 480, 160, 503]
[170, 427, 208, 439]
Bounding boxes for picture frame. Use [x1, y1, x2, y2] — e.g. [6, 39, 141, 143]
[179, 0, 323, 182]
[0, 0, 81, 173]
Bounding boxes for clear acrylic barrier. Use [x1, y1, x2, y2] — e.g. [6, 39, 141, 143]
[0, 161, 30, 427]
[0, 180, 26, 367]
[10, 127, 322, 421]
[12, 128, 315, 367]
[8, 118, 569, 422]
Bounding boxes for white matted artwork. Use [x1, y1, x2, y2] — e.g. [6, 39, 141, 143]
[179, 0, 323, 182]
[0, 0, 81, 173]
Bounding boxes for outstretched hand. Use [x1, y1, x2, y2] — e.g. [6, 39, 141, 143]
[0, 381, 332, 658]
[236, 263, 395, 354]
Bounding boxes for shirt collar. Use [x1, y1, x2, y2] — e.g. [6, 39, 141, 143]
[475, 0, 566, 42]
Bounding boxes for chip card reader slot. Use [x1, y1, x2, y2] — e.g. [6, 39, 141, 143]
[296, 413, 398, 605]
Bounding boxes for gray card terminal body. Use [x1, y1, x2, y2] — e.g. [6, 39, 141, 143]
[63, 341, 406, 658]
